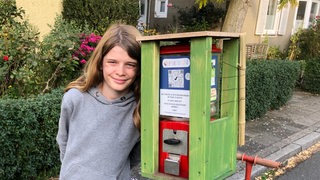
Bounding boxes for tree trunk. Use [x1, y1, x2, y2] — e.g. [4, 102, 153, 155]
[222, 0, 250, 32]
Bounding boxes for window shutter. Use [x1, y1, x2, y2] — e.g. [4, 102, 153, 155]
[256, 0, 269, 35]
[278, 4, 290, 35]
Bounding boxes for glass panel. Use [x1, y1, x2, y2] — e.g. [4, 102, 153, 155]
[160, 1, 166, 13]
[140, 1, 145, 15]
[297, 1, 306, 20]
[266, 0, 278, 29]
[309, 2, 318, 26]
[295, 1, 307, 29]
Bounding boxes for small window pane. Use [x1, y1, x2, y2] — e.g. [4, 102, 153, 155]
[160, 1, 166, 12]
[140, 2, 145, 15]
[266, 0, 277, 29]
[297, 1, 307, 20]
[309, 2, 318, 25]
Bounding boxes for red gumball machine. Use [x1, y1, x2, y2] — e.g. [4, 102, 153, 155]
[159, 120, 189, 178]
[158, 44, 221, 178]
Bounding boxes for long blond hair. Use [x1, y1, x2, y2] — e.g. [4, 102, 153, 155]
[66, 23, 141, 130]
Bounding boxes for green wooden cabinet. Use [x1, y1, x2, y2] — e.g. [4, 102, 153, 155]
[138, 32, 243, 180]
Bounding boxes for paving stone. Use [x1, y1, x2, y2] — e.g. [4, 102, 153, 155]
[293, 132, 320, 150]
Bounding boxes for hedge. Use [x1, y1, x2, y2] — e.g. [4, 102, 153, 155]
[246, 60, 301, 120]
[301, 58, 320, 94]
[0, 89, 63, 179]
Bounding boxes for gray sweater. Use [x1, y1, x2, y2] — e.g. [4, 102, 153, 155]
[56, 87, 140, 180]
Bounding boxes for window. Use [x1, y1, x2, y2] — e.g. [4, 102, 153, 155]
[294, 1, 307, 30]
[309, 2, 319, 25]
[256, 0, 289, 35]
[266, 0, 278, 29]
[140, 0, 145, 16]
[154, 0, 168, 18]
[293, 0, 320, 33]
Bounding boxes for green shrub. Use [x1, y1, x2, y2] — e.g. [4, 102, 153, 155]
[0, 1, 98, 98]
[0, 0, 40, 98]
[0, 89, 63, 179]
[287, 16, 319, 94]
[267, 46, 287, 60]
[269, 60, 301, 109]
[246, 60, 275, 119]
[288, 16, 320, 60]
[61, 0, 139, 35]
[37, 16, 92, 93]
[301, 58, 320, 94]
[246, 60, 300, 120]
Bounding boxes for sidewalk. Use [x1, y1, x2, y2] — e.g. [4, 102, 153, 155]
[227, 89, 320, 179]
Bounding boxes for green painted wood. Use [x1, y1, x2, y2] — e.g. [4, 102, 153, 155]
[140, 41, 160, 179]
[206, 39, 240, 179]
[220, 39, 239, 120]
[189, 37, 212, 179]
[140, 35, 241, 180]
[208, 118, 236, 179]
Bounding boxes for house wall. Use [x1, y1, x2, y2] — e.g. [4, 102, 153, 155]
[242, 0, 296, 51]
[241, 1, 261, 43]
[16, 0, 62, 39]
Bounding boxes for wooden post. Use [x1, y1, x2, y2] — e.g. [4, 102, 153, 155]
[238, 33, 246, 146]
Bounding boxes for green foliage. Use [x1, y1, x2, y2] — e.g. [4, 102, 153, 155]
[37, 16, 92, 93]
[278, 0, 298, 9]
[269, 60, 301, 109]
[0, 0, 24, 25]
[267, 46, 287, 60]
[0, 2, 100, 98]
[246, 60, 301, 120]
[288, 16, 320, 60]
[301, 58, 320, 94]
[288, 16, 320, 94]
[178, 2, 225, 32]
[0, 0, 40, 98]
[195, 0, 224, 9]
[62, 0, 139, 35]
[0, 89, 63, 179]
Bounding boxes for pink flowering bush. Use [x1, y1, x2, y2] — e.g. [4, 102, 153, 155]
[72, 33, 101, 65]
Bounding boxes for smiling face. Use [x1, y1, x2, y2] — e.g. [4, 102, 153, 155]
[100, 46, 138, 100]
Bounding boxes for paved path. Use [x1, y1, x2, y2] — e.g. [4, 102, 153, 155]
[227, 90, 320, 179]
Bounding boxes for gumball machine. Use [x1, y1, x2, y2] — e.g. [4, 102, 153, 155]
[139, 32, 245, 179]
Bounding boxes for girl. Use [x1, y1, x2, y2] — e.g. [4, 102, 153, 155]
[56, 23, 141, 180]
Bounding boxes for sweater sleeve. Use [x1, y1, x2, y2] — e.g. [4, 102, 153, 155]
[56, 94, 72, 162]
[129, 139, 141, 168]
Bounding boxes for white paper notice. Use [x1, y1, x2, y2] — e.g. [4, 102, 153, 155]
[160, 89, 189, 118]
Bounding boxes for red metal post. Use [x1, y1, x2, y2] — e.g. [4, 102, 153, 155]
[245, 161, 254, 180]
[237, 153, 281, 180]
